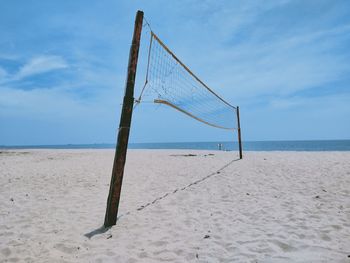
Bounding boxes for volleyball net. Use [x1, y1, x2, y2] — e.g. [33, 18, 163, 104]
[104, 11, 242, 227]
[136, 31, 238, 131]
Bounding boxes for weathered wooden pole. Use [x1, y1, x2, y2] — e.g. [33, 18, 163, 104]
[104, 10, 143, 227]
[236, 106, 243, 159]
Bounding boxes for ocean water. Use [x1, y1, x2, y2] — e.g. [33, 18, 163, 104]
[1, 140, 350, 151]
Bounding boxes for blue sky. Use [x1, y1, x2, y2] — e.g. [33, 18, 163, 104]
[0, 0, 349, 145]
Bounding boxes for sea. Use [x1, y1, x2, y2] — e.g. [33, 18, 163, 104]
[1, 140, 350, 151]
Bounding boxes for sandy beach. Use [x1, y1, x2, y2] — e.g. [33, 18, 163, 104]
[0, 149, 349, 262]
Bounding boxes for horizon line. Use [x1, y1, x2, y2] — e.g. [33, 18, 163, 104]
[1, 138, 350, 148]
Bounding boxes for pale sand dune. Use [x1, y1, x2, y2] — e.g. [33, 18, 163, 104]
[0, 150, 349, 262]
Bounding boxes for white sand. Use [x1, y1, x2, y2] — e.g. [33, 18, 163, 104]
[0, 149, 349, 262]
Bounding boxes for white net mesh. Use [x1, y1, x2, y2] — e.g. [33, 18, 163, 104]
[137, 32, 237, 130]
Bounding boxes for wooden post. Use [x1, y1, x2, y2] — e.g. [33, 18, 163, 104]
[236, 106, 243, 159]
[104, 10, 143, 227]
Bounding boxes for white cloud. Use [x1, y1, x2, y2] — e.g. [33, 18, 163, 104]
[0, 55, 69, 85]
[16, 55, 68, 79]
[191, 23, 350, 102]
[269, 92, 350, 110]
[0, 85, 116, 120]
[1, 0, 349, 143]
[204, 0, 292, 39]
[0, 66, 7, 79]
[156, 1, 350, 105]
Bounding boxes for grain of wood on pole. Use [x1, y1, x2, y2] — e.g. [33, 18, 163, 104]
[237, 106, 243, 159]
[104, 10, 143, 227]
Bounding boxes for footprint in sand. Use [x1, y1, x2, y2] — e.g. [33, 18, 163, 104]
[1, 247, 11, 257]
[151, 240, 168, 247]
[54, 243, 77, 254]
[137, 251, 148, 258]
[270, 239, 296, 252]
[152, 249, 176, 261]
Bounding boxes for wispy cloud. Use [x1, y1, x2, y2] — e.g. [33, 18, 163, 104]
[0, 86, 100, 119]
[179, 7, 350, 102]
[0, 55, 68, 86]
[0, 0, 349, 144]
[0, 66, 7, 79]
[16, 55, 68, 79]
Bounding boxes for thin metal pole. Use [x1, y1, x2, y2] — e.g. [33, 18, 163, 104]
[104, 10, 144, 227]
[236, 106, 243, 159]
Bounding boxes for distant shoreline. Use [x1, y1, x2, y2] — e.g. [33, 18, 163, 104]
[1, 139, 350, 151]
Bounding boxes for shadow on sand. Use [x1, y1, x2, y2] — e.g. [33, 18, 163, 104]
[84, 225, 110, 239]
[84, 157, 241, 237]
